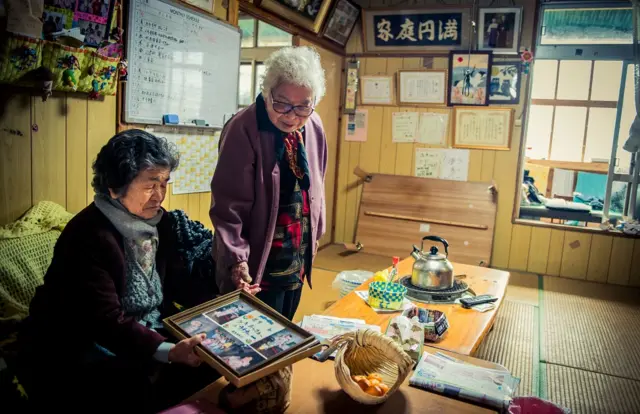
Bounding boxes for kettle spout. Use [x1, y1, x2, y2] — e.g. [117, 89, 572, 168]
[411, 245, 422, 261]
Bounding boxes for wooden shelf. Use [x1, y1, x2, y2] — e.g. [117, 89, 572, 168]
[525, 159, 609, 174]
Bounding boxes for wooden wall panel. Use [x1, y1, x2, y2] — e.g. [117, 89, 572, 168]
[65, 96, 88, 213]
[546, 230, 565, 276]
[560, 233, 592, 279]
[630, 240, 640, 287]
[607, 238, 635, 285]
[586, 235, 613, 283]
[86, 96, 116, 205]
[32, 97, 66, 207]
[508, 224, 532, 271]
[0, 95, 32, 225]
[527, 227, 551, 274]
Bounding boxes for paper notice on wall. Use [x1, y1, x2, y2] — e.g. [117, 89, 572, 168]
[345, 109, 368, 142]
[417, 112, 448, 146]
[6, 0, 43, 37]
[415, 148, 469, 181]
[392, 112, 419, 142]
[415, 149, 441, 178]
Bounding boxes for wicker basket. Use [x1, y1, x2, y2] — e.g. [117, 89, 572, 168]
[331, 329, 414, 405]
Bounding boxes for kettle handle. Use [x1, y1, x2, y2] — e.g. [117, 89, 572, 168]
[421, 236, 449, 257]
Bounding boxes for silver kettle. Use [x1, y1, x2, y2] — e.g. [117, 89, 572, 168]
[410, 236, 454, 290]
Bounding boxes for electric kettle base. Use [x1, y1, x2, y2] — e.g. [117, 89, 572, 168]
[399, 276, 474, 304]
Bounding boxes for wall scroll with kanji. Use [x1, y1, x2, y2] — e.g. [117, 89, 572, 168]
[362, 8, 471, 54]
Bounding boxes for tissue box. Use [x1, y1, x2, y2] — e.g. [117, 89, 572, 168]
[403, 307, 449, 342]
[385, 315, 424, 363]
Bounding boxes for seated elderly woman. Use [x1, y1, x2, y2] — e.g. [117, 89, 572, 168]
[17, 130, 219, 413]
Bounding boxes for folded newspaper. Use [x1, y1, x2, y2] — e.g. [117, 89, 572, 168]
[300, 314, 381, 360]
[409, 352, 520, 411]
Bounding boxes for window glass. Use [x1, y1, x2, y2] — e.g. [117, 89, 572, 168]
[525, 105, 554, 160]
[540, 7, 633, 45]
[531, 60, 558, 99]
[257, 21, 292, 47]
[584, 108, 616, 163]
[550, 106, 587, 161]
[255, 63, 266, 95]
[591, 61, 623, 101]
[239, 18, 255, 48]
[556, 60, 591, 100]
[238, 64, 253, 106]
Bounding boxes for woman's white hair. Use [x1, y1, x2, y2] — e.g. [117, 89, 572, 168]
[261, 46, 326, 105]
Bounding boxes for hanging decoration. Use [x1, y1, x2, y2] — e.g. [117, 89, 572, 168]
[520, 48, 533, 75]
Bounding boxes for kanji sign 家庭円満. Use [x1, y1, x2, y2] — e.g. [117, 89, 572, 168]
[363, 9, 471, 53]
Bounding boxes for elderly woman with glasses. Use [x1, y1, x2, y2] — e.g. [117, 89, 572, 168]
[210, 46, 327, 320]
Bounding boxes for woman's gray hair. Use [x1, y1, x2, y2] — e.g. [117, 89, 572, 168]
[260, 46, 326, 105]
[91, 129, 179, 197]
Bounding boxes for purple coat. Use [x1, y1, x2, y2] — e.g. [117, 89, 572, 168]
[210, 102, 327, 293]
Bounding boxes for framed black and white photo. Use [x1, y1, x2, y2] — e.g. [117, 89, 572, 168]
[322, 0, 360, 46]
[489, 61, 521, 105]
[259, 0, 333, 33]
[477, 7, 522, 55]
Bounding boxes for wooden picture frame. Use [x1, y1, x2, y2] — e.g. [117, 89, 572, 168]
[448, 51, 493, 107]
[488, 61, 521, 105]
[259, 0, 333, 33]
[452, 107, 513, 150]
[361, 7, 471, 54]
[322, 0, 361, 46]
[163, 290, 321, 387]
[360, 75, 395, 106]
[477, 7, 523, 55]
[397, 70, 447, 106]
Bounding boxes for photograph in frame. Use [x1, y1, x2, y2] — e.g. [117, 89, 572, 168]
[448, 51, 492, 106]
[488, 61, 521, 105]
[477, 7, 522, 55]
[259, 0, 333, 33]
[164, 291, 319, 383]
[322, 0, 360, 46]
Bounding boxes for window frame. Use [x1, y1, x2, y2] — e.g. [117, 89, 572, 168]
[512, 1, 637, 235]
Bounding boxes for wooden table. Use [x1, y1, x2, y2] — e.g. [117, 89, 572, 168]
[323, 257, 510, 356]
[189, 346, 503, 413]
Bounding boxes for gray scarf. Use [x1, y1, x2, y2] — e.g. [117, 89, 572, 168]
[94, 194, 162, 240]
[94, 194, 164, 329]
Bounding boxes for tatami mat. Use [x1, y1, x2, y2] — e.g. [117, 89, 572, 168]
[294, 268, 339, 323]
[474, 300, 537, 396]
[314, 244, 393, 273]
[542, 289, 640, 381]
[546, 363, 640, 414]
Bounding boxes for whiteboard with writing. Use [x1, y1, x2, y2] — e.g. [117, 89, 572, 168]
[125, 0, 241, 127]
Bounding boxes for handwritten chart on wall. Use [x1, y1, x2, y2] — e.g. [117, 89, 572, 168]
[125, 0, 241, 127]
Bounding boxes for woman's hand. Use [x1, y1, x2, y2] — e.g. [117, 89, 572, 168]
[231, 262, 261, 295]
[168, 334, 205, 367]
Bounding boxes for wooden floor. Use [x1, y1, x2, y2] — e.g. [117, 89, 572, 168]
[300, 244, 640, 413]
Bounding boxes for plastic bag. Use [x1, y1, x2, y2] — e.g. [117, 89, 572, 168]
[332, 270, 373, 297]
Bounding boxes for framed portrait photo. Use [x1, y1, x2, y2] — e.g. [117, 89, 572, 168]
[398, 70, 447, 106]
[259, 0, 333, 33]
[477, 7, 522, 55]
[489, 61, 521, 105]
[163, 290, 321, 387]
[322, 0, 360, 46]
[448, 51, 493, 106]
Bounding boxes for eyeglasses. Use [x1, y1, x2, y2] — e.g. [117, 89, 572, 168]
[270, 93, 315, 117]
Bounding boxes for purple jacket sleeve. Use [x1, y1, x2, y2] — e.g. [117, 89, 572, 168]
[320, 130, 328, 238]
[210, 120, 255, 268]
